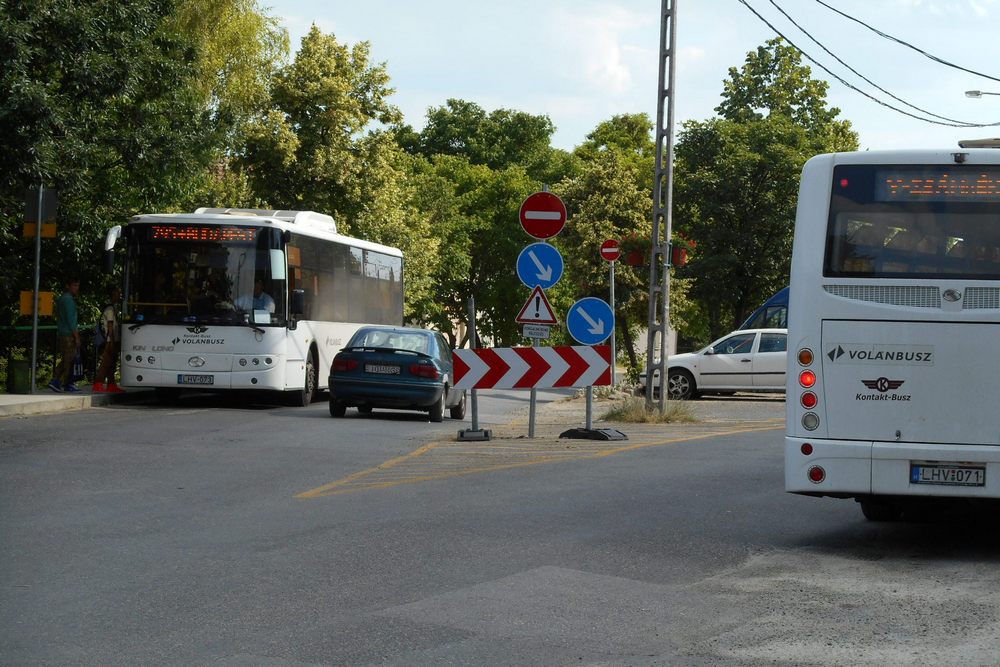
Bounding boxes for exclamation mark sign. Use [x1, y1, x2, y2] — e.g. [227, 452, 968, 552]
[534, 295, 541, 317]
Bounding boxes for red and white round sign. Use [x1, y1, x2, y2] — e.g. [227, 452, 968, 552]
[600, 239, 621, 262]
[519, 191, 567, 239]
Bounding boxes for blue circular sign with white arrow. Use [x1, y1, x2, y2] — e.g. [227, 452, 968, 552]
[516, 242, 564, 289]
[566, 297, 614, 345]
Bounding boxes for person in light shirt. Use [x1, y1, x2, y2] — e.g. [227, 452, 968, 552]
[238, 278, 275, 313]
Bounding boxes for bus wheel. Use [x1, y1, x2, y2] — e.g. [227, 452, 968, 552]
[667, 369, 696, 400]
[860, 499, 902, 522]
[290, 353, 317, 407]
[429, 390, 445, 423]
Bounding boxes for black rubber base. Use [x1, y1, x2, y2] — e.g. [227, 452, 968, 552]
[558, 428, 628, 441]
[457, 429, 492, 441]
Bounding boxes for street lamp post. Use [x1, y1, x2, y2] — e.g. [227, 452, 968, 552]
[965, 90, 1000, 98]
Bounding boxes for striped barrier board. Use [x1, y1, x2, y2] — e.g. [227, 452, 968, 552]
[453, 345, 611, 390]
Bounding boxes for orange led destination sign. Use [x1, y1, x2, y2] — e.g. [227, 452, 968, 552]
[876, 168, 1000, 202]
[150, 224, 257, 242]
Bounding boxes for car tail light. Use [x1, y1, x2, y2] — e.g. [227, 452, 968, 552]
[799, 370, 816, 388]
[332, 357, 358, 372]
[798, 348, 813, 366]
[409, 363, 439, 379]
[808, 465, 826, 483]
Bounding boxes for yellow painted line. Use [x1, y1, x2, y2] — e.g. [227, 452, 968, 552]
[297, 421, 783, 499]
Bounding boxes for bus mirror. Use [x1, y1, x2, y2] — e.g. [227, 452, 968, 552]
[270, 249, 286, 280]
[103, 225, 122, 273]
[290, 288, 305, 315]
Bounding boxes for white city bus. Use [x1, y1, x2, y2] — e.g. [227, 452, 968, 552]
[785, 147, 1000, 520]
[104, 208, 403, 405]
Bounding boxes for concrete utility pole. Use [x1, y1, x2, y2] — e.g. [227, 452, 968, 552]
[645, 0, 678, 412]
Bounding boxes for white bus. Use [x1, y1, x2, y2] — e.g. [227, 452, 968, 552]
[785, 147, 1000, 520]
[104, 208, 403, 406]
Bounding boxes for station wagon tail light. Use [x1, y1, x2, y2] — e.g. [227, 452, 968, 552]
[799, 370, 816, 388]
[798, 348, 814, 366]
[332, 357, 358, 372]
[409, 363, 440, 379]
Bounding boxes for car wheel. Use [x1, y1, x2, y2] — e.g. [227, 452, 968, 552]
[449, 391, 466, 420]
[429, 390, 445, 423]
[358, 406, 373, 414]
[667, 369, 697, 400]
[860, 500, 902, 522]
[329, 400, 346, 417]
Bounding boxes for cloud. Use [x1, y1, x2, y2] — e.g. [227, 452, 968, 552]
[552, 4, 655, 95]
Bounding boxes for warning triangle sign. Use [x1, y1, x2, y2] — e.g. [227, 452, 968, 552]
[515, 285, 558, 325]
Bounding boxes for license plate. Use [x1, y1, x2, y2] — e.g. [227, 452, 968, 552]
[178, 374, 214, 385]
[910, 462, 985, 487]
[365, 364, 400, 375]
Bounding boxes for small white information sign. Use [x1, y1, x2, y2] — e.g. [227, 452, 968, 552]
[522, 324, 551, 340]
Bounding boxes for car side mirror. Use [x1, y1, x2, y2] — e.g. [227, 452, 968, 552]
[704, 346, 716, 355]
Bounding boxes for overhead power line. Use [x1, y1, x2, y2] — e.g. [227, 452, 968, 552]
[766, 0, 974, 126]
[736, 0, 1000, 128]
[812, 0, 1000, 85]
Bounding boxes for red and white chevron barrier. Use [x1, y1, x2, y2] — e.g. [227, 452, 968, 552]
[453, 345, 611, 389]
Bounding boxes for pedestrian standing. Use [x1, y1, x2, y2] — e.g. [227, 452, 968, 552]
[93, 286, 124, 393]
[49, 278, 81, 393]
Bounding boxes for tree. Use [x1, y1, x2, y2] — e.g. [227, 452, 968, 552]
[674, 39, 858, 339]
[0, 0, 224, 327]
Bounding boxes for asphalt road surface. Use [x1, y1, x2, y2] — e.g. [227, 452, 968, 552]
[2, 392, 999, 666]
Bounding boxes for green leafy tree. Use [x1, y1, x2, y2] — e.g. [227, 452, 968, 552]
[674, 39, 858, 338]
[0, 0, 223, 329]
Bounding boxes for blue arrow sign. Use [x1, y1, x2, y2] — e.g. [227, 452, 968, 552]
[567, 297, 614, 345]
[516, 242, 564, 289]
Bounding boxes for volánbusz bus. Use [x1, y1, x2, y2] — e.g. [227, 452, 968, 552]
[785, 147, 1000, 520]
[104, 208, 403, 406]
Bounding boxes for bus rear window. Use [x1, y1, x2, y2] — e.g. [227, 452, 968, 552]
[825, 165, 1000, 279]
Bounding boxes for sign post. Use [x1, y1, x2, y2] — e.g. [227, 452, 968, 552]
[26, 185, 57, 394]
[600, 239, 620, 386]
[457, 297, 491, 441]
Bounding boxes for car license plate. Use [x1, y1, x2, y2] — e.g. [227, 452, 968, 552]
[365, 364, 400, 375]
[910, 462, 985, 487]
[178, 374, 214, 385]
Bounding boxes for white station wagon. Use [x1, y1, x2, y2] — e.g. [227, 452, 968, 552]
[641, 328, 787, 400]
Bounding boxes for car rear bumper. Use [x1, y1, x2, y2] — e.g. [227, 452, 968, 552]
[329, 374, 444, 409]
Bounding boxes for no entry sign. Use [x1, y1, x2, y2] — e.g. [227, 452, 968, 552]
[519, 191, 566, 239]
[600, 239, 620, 262]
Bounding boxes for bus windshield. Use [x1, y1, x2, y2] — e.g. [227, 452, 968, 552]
[125, 223, 285, 326]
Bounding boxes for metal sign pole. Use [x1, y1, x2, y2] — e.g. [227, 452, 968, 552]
[469, 297, 479, 432]
[29, 183, 44, 394]
[585, 385, 593, 430]
[609, 259, 616, 386]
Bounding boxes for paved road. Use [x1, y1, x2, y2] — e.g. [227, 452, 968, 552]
[2, 393, 998, 665]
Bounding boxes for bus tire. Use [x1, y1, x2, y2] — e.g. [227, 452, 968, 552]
[449, 391, 466, 420]
[667, 369, 697, 400]
[329, 399, 346, 417]
[429, 390, 445, 423]
[290, 352, 317, 407]
[860, 499, 902, 522]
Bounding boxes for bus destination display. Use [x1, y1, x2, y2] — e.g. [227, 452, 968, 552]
[875, 168, 1000, 202]
[150, 224, 257, 242]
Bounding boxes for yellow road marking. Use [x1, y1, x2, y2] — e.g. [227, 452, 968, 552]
[296, 420, 783, 498]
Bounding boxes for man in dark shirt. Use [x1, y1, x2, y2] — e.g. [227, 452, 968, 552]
[49, 278, 81, 392]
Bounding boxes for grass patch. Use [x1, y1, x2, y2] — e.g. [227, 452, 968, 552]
[601, 396, 699, 423]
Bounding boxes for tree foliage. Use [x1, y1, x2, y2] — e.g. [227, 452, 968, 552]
[674, 39, 859, 339]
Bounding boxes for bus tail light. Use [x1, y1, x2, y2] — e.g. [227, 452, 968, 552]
[799, 370, 816, 388]
[332, 357, 358, 372]
[800, 391, 818, 409]
[798, 348, 814, 366]
[802, 412, 820, 430]
[801, 443, 813, 455]
[808, 466, 826, 483]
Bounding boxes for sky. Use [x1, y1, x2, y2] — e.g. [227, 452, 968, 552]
[266, 0, 1000, 152]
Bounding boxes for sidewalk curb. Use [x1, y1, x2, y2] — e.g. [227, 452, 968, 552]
[0, 389, 153, 419]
